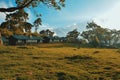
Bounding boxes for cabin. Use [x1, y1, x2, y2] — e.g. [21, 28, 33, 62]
[8, 35, 43, 45]
[52, 36, 60, 42]
[42, 36, 52, 43]
[42, 36, 67, 43]
[59, 37, 67, 42]
[42, 36, 61, 43]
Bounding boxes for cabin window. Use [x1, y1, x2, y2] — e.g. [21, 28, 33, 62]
[18, 40, 22, 43]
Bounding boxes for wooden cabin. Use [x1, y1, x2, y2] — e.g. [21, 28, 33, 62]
[42, 36, 67, 43]
[8, 35, 43, 45]
[42, 36, 59, 43]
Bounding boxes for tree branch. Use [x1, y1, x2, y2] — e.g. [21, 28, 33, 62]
[0, 0, 34, 12]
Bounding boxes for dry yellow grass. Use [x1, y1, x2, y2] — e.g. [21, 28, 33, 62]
[0, 44, 120, 80]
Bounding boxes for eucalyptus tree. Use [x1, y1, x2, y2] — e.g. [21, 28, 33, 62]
[81, 22, 101, 47]
[33, 18, 42, 32]
[111, 30, 120, 46]
[0, 9, 29, 35]
[81, 22, 113, 47]
[39, 29, 54, 37]
[66, 29, 80, 42]
[46, 29, 54, 37]
[6, 9, 28, 31]
[39, 29, 54, 43]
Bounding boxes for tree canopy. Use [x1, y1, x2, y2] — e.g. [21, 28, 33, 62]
[0, 9, 32, 36]
[81, 22, 120, 48]
[39, 29, 54, 37]
[66, 29, 80, 42]
[0, 0, 65, 12]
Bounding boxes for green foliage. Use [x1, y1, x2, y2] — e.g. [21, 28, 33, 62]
[0, 28, 13, 37]
[15, 0, 65, 10]
[39, 29, 54, 37]
[0, 9, 30, 36]
[0, 0, 65, 12]
[34, 18, 42, 32]
[66, 29, 80, 42]
[81, 21, 120, 48]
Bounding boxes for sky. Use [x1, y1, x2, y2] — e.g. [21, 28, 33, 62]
[0, 0, 120, 36]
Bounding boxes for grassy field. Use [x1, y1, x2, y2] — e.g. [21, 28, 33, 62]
[0, 43, 120, 80]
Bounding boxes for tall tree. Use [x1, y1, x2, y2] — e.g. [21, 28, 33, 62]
[39, 29, 54, 43]
[66, 29, 80, 42]
[81, 22, 107, 47]
[111, 30, 120, 46]
[0, 9, 29, 34]
[33, 18, 42, 32]
[81, 22, 120, 47]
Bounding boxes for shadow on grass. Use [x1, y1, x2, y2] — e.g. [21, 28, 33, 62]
[56, 72, 79, 80]
[65, 55, 93, 62]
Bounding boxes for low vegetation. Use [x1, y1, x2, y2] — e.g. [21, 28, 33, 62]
[0, 44, 120, 80]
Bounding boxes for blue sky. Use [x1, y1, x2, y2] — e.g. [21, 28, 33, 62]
[0, 0, 120, 36]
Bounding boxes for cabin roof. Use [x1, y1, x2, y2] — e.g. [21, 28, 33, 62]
[11, 35, 43, 40]
[13, 35, 28, 40]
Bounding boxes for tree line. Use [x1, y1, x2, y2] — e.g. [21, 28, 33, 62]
[0, 8, 119, 48]
[66, 22, 120, 48]
[0, 19, 120, 48]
